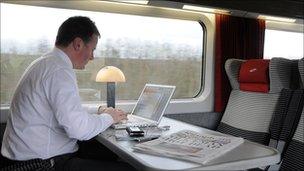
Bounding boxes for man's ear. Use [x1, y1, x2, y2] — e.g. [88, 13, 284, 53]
[72, 37, 84, 51]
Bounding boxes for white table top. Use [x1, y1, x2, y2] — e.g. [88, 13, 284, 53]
[96, 117, 280, 171]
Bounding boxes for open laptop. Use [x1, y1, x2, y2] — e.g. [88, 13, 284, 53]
[112, 84, 175, 129]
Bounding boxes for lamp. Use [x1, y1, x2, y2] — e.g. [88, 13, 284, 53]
[96, 66, 126, 108]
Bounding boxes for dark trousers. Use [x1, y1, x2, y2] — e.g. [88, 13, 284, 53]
[54, 157, 135, 171]
[67, 138, 136, 171]
[1, 139, 137, 171]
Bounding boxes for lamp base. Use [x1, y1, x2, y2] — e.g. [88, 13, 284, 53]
[107, 82, 115, 108]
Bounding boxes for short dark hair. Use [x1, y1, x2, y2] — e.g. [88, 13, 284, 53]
[55, 16, 100, 47]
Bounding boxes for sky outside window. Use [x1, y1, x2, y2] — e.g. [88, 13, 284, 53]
[1, 3, 202, 59]
[0, 3, 204, 103]
[264, 29, 303, 59]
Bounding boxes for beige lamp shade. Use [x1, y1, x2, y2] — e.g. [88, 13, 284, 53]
[95, 66, 126, 82]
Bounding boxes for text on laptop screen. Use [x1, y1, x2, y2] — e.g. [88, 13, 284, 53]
[132, 85, 175, 121]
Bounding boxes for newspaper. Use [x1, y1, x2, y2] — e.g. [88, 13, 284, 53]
[133, 130, 244, 164]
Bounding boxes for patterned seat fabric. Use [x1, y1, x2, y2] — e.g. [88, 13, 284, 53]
[268, 59, 300, 145]
[279, 58, 304, 171]
[217, 58, 294, 145]
[1, 158, 54, 171]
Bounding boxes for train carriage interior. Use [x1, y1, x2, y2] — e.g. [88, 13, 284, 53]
[0, 0, 303, 170]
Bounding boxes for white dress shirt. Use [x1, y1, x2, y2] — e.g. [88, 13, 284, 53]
[1, 48, 113, 160]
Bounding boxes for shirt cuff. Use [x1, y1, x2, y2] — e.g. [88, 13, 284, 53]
[82, 105, 99, 114]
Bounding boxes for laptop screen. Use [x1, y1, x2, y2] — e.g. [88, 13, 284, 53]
[131, 84, 175, 122]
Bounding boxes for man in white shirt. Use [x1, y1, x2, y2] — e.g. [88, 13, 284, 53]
[1, 16, 134, 170]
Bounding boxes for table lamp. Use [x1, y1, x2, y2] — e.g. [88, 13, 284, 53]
[95, 66, 126, 108]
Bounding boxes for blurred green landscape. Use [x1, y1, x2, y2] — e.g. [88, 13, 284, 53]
[1, 2, 205, 106]
[0, 53, 202, 106]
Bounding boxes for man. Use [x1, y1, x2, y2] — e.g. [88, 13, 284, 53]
[1, 16, 133, 170]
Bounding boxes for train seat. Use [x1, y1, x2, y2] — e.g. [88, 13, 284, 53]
[278, 58, 304, 171]
[268, 58, 301, 147]
[217, 58, 293, 145]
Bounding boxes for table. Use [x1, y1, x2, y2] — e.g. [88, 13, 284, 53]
[96, 117, 280, 171]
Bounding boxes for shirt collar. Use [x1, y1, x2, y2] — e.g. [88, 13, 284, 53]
[52, 47, 73, 69]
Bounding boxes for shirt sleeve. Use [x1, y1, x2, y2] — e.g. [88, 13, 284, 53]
[82, 105, 100, 114]
[43, 68, 114, 140]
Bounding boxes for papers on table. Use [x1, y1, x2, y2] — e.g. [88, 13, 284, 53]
[133, 130, 244, 164]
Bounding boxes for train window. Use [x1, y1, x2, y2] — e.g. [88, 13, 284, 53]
[264, 29, 303, 59]
[0, 3, 204, 105]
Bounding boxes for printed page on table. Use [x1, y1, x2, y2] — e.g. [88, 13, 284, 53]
[133, 130, 244, 164]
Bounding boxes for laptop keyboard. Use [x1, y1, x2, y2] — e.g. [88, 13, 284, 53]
[123, 118, 151, 126]
[113, 117, 157, 129]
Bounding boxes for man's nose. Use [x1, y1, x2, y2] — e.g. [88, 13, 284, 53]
[89, 55, 94, 60]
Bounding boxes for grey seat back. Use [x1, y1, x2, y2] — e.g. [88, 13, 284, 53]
[269, 59, 300, 144]
[279, 58, 304, 170]
[217, 58, 293, 145]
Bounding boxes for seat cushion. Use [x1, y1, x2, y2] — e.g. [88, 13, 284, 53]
[220, 90, 279, 133]
[239, 59, 270, 93]
[280, 112, 304, 170]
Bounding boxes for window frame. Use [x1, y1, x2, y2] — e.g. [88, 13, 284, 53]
[1, 1, 216, 114]
[266, 21, 304, 33]
[264, 21, 304, 60]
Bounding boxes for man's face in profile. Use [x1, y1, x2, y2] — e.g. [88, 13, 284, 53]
[74, 34, 98, 70]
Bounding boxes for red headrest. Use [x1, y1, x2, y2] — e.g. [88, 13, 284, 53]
[239, 59, 270, 93]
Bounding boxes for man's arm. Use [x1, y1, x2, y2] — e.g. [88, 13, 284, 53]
[43, 69, 114, 140]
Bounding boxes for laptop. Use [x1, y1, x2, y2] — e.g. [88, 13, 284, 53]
[112, 84, 176, 129]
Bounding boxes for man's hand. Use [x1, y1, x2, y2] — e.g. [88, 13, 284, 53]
[98, 107, 127, 123]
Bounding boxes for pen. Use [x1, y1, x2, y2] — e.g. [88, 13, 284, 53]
[159, 125, 170, 131]
[135, 136, 160, 142]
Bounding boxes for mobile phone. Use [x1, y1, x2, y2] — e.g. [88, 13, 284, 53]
[126, 126, 145, 137]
